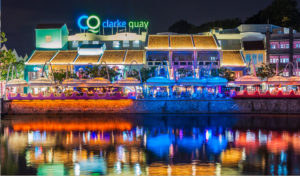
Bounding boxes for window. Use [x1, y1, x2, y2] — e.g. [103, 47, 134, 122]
[92, 41, 99, 44]
[148, 62, 153, 66]
[123, 40, 129, 47]
[82, 40, 89, 44]
[188, 62, 193, 65]
[245, 54, 251, 63]
[286, 44, 289, 48]
[113, 41, 120, 48]
[199, 62, 204, 65]
[180, 62, 187, 65]
[258, 54, 263, 62]
[163, 61, 167, 65]
[133, 40, 140, 48]
[271, 44, 276, 49]
[296, 44, 300, 48]
[280, 57, 289, 63]
[210, 56, 217, 61]
[213, 62, 218, 65]
[72, 41, 79, 48]
[270, 58, 279, 63]
[45, 36, 52, 42]
[280, 44, 285, 48]
[174, 62, 179, 65]
[205, 62, 210, 65]
[252, 54, 257, 64]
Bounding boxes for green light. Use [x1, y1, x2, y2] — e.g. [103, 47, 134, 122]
[87, 15, 101, 29]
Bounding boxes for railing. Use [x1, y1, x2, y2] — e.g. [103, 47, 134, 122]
[8, 92, 130, 100]
[232, 90, 300, 98]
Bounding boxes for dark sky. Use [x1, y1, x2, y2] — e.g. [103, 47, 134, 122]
[2, 0, 299, 56]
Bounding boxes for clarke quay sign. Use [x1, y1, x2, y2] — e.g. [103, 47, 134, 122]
[77, 14, 149, 33]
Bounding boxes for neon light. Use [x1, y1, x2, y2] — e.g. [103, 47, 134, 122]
[102, 20, 126, 28]
[87, 15, 101, 29]
[77, 15, 89, 30]
[128, 21, 149, 29]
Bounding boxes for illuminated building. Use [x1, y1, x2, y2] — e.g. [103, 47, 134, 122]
[146, 34, 222, 79]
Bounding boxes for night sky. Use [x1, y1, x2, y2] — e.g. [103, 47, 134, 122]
[2, 0, 299, 56]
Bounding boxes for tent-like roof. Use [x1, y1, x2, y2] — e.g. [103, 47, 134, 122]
[207, 77, 228, 86]
[114, 77, 141, 86]
[288, 76, 300, 85]
[267, 75, 289, 85]
[177, 77, 207, 86]
[26, 50, 57, 65]
[193, 35, 218, 49]
[50, 51, 77, 64]
[234, 75, 261, 85]
[147, 35, 169, 49]
[74, 55, 100, 65]
[99, 50, 126, 65]
[221, 51, 246, 67]
[170, 35, 193, 49]
[124, 50, 145, 65]
[85, 77, 111, 87]
[62, 78, 83, 87]
[6, 79, 28, 87]
[146, 76, 175, 86]
[28, 77, 54, 87]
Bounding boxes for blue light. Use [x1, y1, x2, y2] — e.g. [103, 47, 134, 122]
[77, 15, 89, 30]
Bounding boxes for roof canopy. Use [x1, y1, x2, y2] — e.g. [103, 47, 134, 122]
[147, 35, 218, 50]
[177, 77, 206, 86]
[62, 78, 83, 87]
[234, 75, 261, 85]
[28, 77, 54, 87]
[6, 79, 28, 87]
[146, 76, 175, 86]
[221, 51, 246, 67]
[288, 76, 300, 85]
[207, 77, 228, 86]
[85, 77, 111, 87]
[114, 77, 141, 86]
[26, 50, 57, 65]
[267, 76, 289, 85]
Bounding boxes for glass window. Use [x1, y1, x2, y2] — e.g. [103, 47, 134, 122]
[270, 58, 278, 63]
[286, 44, 289, 48]
[245, 54, 251, 63]
[188, 62, 193, 65]
[113, 41, 120, 48]
[258, 54, 263, 62]
[199, 62, 204, 65]
[155, 62, 160, 66]
[123, 40, 129, 47]
[133, 40, 140, 48]
[210, 56, 217, 61]
[213, 62, 218, 65]
[92, 41, 99, 44]
[280, 44, 285, 48]
[72, 41, 79, 48]
[205, 62, 210, 65]
[148, 62, 153, 66]
[180, 62, 187, 65]
[174, 62, 179, 65]
[252, 54, 257, 64]
[280, 58, 289, 63]
[83, 40, 89, 44]
[271, 44, 276, 49]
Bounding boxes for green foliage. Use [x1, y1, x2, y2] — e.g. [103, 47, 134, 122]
[245, 0, 300, 30]
[168, 18, 242, 33]
[168, 0, 300, 33]
[52, 69, 75, 84]
[140, 67, 156, 82]
[218, 68, 235, 81]
[256, 64, 276, 79]
[85, 65, 120, 81]
[1, 32, 7, 43]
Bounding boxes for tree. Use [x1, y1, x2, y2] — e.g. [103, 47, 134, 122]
[140, 67, 156, 83]
[197, 18, 242, 32]
[85, 65, 120, 81]
[168, 20, 197, 34]
[0, 32, 24, 81]
[256, 64, 276, 79]
[218, 68, 235, 81]
[245, 0, 300, 30]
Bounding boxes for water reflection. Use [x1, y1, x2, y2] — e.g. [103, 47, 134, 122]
[1, 114, 300, 175]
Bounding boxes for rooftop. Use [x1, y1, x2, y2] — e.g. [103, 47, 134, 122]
[99, 50, 126, 65]
[36, 24, 65, 29]
[74, 55, 100, 64]
[26, 50, 57, 65]
[193, 35, 218, 49]
[50, 51, 77, 64]
[221, 51, 246, 67]
[124, 50, 145, 65]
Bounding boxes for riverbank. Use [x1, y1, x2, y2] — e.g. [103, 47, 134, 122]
[2, 98, 300, 114]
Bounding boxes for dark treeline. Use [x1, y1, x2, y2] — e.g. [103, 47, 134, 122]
[168, 0, 300, 33]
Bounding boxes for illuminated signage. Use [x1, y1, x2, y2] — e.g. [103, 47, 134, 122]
[77, 14, 149, 33]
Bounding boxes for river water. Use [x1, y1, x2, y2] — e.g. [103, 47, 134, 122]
[1, 114, 300, 175]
